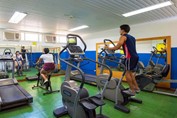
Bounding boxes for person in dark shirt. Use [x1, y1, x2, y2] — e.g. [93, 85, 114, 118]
[105, 24, 140, 95]
[21, 46, 27, 60]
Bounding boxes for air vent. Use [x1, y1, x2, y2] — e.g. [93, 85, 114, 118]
[45, 35, 56, 43]
[3, 32, 21, 41]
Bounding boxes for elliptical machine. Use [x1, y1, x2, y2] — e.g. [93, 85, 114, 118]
[135, 64, 177, 96]
[53, 34, 113, 118]
[97, 39, 142, 113]
[3, 48, 13, 72]
[137, 46, 166, 75]
[0, 48, 12, 79]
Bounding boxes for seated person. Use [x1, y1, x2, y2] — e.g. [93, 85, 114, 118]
[14, 51, 23, 72]
[37, 48, 55, 86]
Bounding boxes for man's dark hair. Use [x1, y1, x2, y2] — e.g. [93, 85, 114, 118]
[120, 24, 130, 33]
[44, 48, 49, 54]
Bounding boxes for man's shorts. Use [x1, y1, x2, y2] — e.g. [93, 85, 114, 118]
[124, 57, 139, 71]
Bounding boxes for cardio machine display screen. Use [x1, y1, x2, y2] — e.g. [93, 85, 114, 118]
[68, 37, 77, 45]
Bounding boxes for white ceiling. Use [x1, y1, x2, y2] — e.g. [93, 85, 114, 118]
[0, 0, 177, 35]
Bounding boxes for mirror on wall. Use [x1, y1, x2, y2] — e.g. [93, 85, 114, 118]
[136, 36, 171, 88]
[96, 36, 171, 86]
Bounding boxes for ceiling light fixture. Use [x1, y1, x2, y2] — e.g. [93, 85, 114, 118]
[122, 1, 173, 17]
[8, 11, 27, 24]
[69, 25, 89, 31]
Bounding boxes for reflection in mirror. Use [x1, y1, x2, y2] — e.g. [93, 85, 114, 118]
[136, 39, 167, 74]
[97, 43, 125, 72]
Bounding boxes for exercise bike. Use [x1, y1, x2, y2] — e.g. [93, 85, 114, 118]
[15, 58, 26, 76]
[97, 39, 142, 113]
[32, 63, 60, 95]
[22, 53, 30, 71]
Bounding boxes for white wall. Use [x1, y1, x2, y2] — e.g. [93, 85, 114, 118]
[84, 16, 177, 51]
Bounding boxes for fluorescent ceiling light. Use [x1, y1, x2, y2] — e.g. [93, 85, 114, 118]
[8, 11, 27, 24]
[69, 25, 89, 31]
[122, 1, 173, 17]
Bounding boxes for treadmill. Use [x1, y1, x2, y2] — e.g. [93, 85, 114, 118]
[0, 56, 33, 111]
[70, 73, 97, 85]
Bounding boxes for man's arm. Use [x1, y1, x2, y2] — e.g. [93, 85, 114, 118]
[107, 36, 126, 50]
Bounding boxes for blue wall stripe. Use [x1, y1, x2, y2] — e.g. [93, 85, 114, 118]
[26, 52, 59, 67]
[171, 48, 177, 88]
[60, 48, 177, 88]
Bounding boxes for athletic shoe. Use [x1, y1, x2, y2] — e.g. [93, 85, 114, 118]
[135, 89, 141, 94]
[44, 80, 49, 89]
[43, 80, 48, 85]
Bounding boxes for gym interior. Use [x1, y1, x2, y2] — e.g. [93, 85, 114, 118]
[0, 0, 177, 118]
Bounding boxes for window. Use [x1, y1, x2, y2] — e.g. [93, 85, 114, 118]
[25, 33, 38, 41]
[39, 34, 42, 42]
[21, 32, 25, 40]
[56, 36, 60, 43]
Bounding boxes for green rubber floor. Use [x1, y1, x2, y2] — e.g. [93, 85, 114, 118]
[14, 68, 65, 80]
[1, 75, 177, 118]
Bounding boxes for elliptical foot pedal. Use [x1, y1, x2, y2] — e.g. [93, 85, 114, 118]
[95, 94, 102, 99]
[114, 104, 130, 113]
[80, 99, 98, 110]
[130, 97, 142, 104]
[89, 96, 105, 106]
[53, 106, 68, 117]
[96, 114, 109, 118]
[122, 89, 135, 97]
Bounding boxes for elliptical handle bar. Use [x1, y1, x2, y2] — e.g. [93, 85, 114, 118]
[3, 48, 13, 56]
[152, 46, 158, 52]
[59, 44, 69, 56]
[104, 39, 116, 47]
[67, 34, 87, 52]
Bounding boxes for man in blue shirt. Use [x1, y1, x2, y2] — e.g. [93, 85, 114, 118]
[105, 24, 140, 95]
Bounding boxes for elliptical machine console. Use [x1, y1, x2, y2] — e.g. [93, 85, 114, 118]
[67, 36, 85, 55]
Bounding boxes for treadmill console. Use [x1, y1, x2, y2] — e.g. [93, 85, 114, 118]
[0, 55, 13, 61]
[67, 37, 85, 55]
